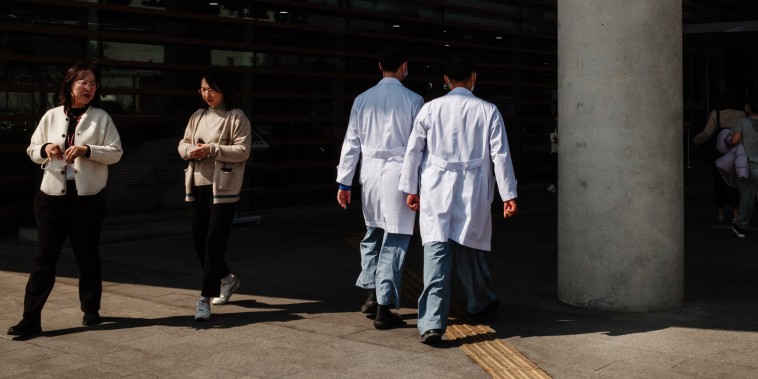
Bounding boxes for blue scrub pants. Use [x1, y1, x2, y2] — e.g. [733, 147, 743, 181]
[355, 226, 411, 308]
[417, 240, 498, 336]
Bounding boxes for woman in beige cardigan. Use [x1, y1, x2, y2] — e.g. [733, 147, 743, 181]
[178, 67, 251, 321]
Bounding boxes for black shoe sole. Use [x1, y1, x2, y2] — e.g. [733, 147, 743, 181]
[82, 313, 103, 326]
[82, 317, 102, 326]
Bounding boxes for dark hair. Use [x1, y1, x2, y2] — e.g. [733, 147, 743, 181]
[59, 61, 102, 108]
[443, 54, 475, 82]
[719, 89, 744, 111]
[378, 43, 408, 72]
[201, 67, 240, 109]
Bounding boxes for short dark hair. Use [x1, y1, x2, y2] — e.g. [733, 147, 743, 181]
[443, 54, 475, 82]
[59, 61, 102, 108]
[201, 67, 240, 109]
[378, 43, 408, 72]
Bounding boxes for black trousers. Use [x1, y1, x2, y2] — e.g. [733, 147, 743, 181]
[23, 182, 106, 322]
[712, 166, 739, 209]
[191, 185, 236, 298]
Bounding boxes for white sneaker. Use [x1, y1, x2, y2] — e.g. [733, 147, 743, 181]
[194, 300, 211, 321]
[212, 276, 241, 305]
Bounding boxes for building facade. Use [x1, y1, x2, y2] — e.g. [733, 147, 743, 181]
[2, 0, 758, 238]
[0, 0, 558, 235]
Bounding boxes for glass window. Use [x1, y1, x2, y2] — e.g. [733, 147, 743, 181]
[103, 42, 165, 63]
[1, 0, 561, 218]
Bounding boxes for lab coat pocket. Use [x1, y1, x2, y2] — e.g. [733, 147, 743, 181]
[218, 167, 233, 190]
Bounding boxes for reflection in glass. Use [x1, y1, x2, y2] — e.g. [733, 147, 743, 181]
[103, 42, 165, 63]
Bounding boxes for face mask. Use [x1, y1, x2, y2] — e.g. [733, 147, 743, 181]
[471, 85, 475, 93]
[403, 67, 409, 80]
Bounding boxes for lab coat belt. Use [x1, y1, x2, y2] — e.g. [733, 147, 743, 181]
[362, 146, 406, 159]
[430, 156, 483, 170]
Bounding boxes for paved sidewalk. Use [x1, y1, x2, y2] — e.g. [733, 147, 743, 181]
[1, 165, 758, 378]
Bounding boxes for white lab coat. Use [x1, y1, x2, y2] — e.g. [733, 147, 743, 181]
[399, 87, 517, 251]
[336, 77, 424, 234]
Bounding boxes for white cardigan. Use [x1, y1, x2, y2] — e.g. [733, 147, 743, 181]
[27, 106, 123, 196]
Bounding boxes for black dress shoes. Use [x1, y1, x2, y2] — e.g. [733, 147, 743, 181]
[373, 305, 404, 330]
[420, 329, 443, 344]
[360, 290, 378, 314]
[466, 299, 499, 323]
[7, 318, 42, 337]
[82, 312, 102, 326]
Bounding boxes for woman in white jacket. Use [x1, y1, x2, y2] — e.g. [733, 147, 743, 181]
[8, 62, 122, 338]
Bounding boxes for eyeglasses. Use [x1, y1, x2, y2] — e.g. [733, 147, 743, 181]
[198, 87, 218, 95]
[75, 80, 99, 89]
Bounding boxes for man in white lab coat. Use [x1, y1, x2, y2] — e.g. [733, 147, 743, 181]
[399, 54, 518, 344]
[336, 43, 424, 329]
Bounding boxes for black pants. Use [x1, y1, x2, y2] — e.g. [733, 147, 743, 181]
[191, 185, 236, 297]
[713, 166, 739, 209]
[23, 182, 106, 322]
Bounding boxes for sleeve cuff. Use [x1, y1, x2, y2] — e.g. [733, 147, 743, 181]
[338, 184, 351, 191]
[40, 143, 50, 159]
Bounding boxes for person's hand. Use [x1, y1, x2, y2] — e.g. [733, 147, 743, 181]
[503, 199, 518, 219]
[337, 189, 351, 209]
[407, 194, 419, 212]
[64, 145, 87, 163]
[45, 144, 64, 160]
[188, 143, 212, 160]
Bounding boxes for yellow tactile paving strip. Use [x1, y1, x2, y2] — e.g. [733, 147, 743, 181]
[446, 323, 551, 379]
[403, 269, 551, 379]
[344, 232, 551, 378]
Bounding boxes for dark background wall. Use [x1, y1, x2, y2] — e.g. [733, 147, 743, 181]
[1, 0, 757, 237]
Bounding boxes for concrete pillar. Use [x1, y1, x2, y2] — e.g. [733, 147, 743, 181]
[557, 1, 684, 311]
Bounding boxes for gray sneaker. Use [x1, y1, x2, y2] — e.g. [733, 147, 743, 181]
[212, 276, 241, 305]
[194, 300, 211, 321]
[732, 224, 747, 238]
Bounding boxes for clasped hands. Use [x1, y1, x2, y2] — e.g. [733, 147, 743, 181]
[46, 144, 86, 163]
[188, 144, 212, 160]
